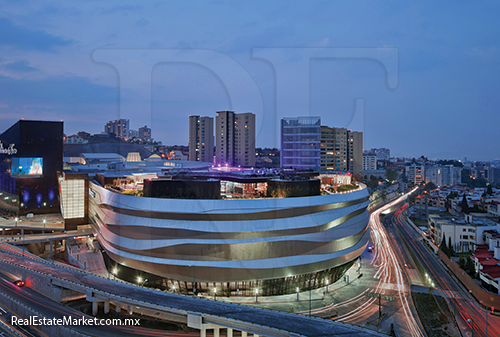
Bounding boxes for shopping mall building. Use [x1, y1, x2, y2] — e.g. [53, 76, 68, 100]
[83, 168, 370, 296]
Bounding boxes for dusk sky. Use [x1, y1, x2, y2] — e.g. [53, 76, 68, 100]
[0, 1, 499, 160]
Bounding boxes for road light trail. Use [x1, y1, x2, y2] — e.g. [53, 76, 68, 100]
[393, 206, 500, 337]
[339, 189, 425, 337]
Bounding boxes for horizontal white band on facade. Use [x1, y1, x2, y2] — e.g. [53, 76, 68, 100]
[99, 230, 370, 270]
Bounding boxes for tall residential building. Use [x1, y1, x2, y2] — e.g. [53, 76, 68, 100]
[188, 115, 214, 162]
[425, 165, 462, 186]
[362, 153, 377, 171]
[129, 129, 139, 139]
[105, 119, 129, 139]
[215, 111, 255, 167]
[281, 117, 321, 171]
[320, 126, 348, 171]
[377, 148, 390, 160]
[347, 130, 363, 174]
[138, 125, 152, 142]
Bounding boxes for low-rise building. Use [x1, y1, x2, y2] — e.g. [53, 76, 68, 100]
[362, 153, 377, 171]
[406, 164, 425, 185]
[428, 214, 497, 252]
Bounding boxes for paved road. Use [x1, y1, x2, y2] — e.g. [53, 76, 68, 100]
[330, 191, 425, 337]
[393, 206, 500, 337]
[0, 246, 381, 337]
[0, 302, 38, 337]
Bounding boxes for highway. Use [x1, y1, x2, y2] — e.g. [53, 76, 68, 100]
[305, 190, 425, 337]
[393, 205, 500, 337]
[0, 269, 198, 337]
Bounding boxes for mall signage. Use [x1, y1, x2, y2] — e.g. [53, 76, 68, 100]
[0, 143, 17, 155]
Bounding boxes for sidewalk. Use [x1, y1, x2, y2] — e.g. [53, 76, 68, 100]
[214, 251, 379, 316]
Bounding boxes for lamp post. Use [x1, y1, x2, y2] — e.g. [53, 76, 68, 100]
[467, 318, 473, 337]
[255, 288, 259, 303]
[112, 267, 118, 280]
[43, 218, 46, 233]
[191, 265, 196, 295]
[137, 277, 147, 286]
[172, 285, 176, 293]
[15, 217, 18, 228]
[326, 279, 329, 293]
[213, 288, 217, 301]
[308, 279, 312, 317]
[296, 287, 299, 301]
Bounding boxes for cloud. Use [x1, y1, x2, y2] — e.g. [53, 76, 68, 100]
[0, 17, 71, 52]
[243, 21, 258, 28]
[102, 4, 143, 15]
[0, 74, 117, 106]
[135, 18, 150, 27]
[2, 60, 37, 73]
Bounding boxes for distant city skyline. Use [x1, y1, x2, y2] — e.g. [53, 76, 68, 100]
[0, 1, 499, 161]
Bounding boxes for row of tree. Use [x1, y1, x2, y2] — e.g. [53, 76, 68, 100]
[441, 233, 476, 276]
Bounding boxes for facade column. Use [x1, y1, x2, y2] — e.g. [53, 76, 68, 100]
[92, 301, 98, 315]
[2, 228, 4, 235]
[227, 328, 233, 337]
[104, 300, 109, 314]
[115, 303, 121, 313]
[127, 305, 133, 315]
[200, 327, 206, 337]
[50, 240, 53, 259]
[213, 327, 220, 337]
[241, 332, 248, 337]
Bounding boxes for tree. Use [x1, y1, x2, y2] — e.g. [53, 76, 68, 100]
[458, 256, 466, 269]
[424, 182, 437, 191]
[464, 256, 476, 276]
[440, 233, 448, 256]
[487, 184, 494, 195]
[460, 194, 470, 214]
[448, 237, 454, 257]
[385, 168, 398, 181]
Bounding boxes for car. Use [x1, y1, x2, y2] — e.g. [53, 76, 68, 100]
[13, 280, 25, 287]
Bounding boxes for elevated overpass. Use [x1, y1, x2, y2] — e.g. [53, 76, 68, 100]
[0, 228, 92, 245]
[0, 244, 382, 337]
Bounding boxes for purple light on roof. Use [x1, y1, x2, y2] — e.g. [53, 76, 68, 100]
[48, 189, 55, 201]
[36, 193, 42, 204]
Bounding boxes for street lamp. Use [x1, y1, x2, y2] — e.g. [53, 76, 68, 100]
[325, 279, 329, 293]
[43, 218, 46, 231]
[213, 288, 217, 301]
[296, 287, 299, 301]
[255, 288, 259, 302]
[137, 276, 142, 285]
[467, 318, 473, 337]
[15, 217, 18, 228]
[190, 264, 196, 295]
[172, 285, 176, 293]
[308, 279, 312, 317]
[112, 267, 118, 280]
